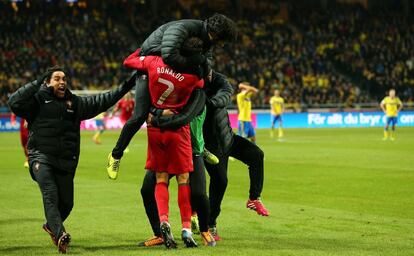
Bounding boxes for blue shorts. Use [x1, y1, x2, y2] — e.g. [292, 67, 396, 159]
[272, 115, 283, 125]
[386, 117, 397, 126]
[95, 119, 104, 127]
[238, 121, 256, 138]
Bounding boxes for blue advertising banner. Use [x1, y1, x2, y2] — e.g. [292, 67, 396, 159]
[2, 111, 414, 132]
[0, 116, 20, 132]
[228, 111, 414, 129]
[254, 111, 414, 128]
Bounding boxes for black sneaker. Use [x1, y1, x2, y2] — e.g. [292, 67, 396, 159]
[160, 222, 177, 249]
[57, 232, 71, 254]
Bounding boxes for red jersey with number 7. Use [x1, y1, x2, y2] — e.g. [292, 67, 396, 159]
[123, 49, 204, 110]
[123, 49, 203, 174]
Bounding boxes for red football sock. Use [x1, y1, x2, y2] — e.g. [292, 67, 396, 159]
[155, 182, 169, 223]
[178, 183, 192, 229]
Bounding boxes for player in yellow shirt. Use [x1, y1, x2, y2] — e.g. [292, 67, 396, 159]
[380, 89, 403, 140]
[92, 112, 106, 144]
[269, 90, 285, 140]
[237, 82, 258, 143]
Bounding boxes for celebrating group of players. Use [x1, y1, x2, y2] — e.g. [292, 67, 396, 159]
[105, 14, 270, 249]
[8, 10, 405, 254]
[8, 13, 271, 253]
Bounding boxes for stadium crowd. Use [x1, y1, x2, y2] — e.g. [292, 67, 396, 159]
[291, 3, 414, 105]
[1, 0, 413, 109]
[0, 1, 132, 108]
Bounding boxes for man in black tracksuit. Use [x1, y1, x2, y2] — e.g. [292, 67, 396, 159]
[202, 79, 269, 241]
[143, 70, 268, 241]
[8, 67, 137, 253]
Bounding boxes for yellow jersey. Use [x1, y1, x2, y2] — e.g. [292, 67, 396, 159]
[237, 91, 253, 121]
[270, 96, 284, 115]
[96, 112, 105, 120]
[381, 96, 402, 117]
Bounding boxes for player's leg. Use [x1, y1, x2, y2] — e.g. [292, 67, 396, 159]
[383, 117, 391, 140]
[112, 74, 149, 159]
[190, 155, 215, 246]
[32, 162, 67, 250]
[55, 170, 74, 253]
[270, 115, 276, 138]
[155, 172, 177, 249]
[390, 117, 397, 140]
[93, 123, 104, 144]
[120, 117, 130, 153]
[107, 75, 150, 179]
[138, 170, 164, 247]
[205, 154, 229, 241]
[246, 122, 256, 143]
[190, 107, 218, 165]
[230, 135, 269, 216]
[278, 115, 284, 139]
[177, 172, 197, 248]
[238, 120, 243, 137]
[55, 171, 74, 223]
[188, 109, 210, 235]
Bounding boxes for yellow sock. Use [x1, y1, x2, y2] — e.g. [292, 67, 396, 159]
[390, 131, 395, 139]
[383, 130, 388, 139]
[93, 132, 101, 143]
[278, 128, 283, 138]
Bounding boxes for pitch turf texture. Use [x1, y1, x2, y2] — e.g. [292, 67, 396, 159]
[1, 128, 413, 256]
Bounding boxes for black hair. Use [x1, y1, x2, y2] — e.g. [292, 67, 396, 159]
[206, 13, 237, 42]
[181, 37, 204, 57]
[45, 66, 66, 82]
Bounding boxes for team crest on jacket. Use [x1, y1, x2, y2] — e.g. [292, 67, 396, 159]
[66, 100, 72, 109]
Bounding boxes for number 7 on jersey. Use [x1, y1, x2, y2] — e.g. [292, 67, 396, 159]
[157, 78, 175, 105]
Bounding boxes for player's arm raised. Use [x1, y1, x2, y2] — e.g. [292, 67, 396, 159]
[8, 71, 50, 120]
[77, 72, 137, 120]
[238, 82, 258, 94]
[123, 49, 153, 71]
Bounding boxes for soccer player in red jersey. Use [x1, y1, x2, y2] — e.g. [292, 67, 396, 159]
[123, 41, 204, 249]
[112, 92, 135, 126]
[11, 113, 29, 168]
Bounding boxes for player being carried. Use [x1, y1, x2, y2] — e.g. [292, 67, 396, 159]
[106, 14, 237, 177]
[380, 88, 403, 141]
[123, 38, 205, 249]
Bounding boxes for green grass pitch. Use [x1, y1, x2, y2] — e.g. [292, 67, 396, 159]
[0, 127, 413, 256]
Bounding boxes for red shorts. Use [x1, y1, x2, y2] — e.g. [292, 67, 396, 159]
[145, 125, 193, 174]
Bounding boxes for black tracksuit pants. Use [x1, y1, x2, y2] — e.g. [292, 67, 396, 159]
[205, 134, 264, 227]
[140, 155, 210, 236]
[32, 162, 74, 238]
[112, 75, 150, 159]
